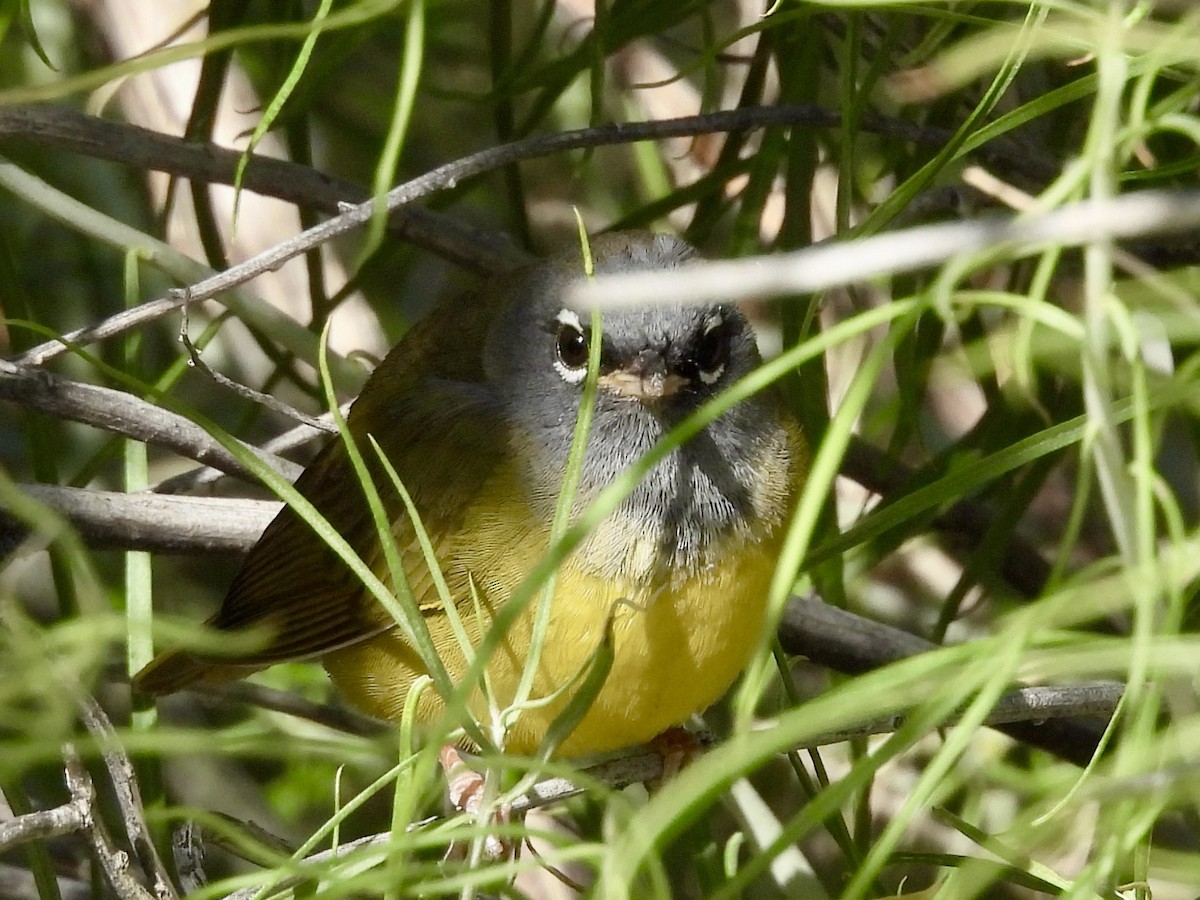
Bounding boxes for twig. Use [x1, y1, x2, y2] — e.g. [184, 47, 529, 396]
[60, 745, 159, 900]
[178, 299, 336, 435]
[7, 433, 1055, 599]
[0, 359, 302, 483]
[149, 409, 339, 495]
[171, 822, 207, 894]
[575, 188, 1200, 308]
[209, 677, 1120, 900]
[0, 104, 525, 277]
[777, 595, 1112, 766]
[0, 772, 89, 853]
[184, 680, 388, 737]
[11, 103, 1059, 369]
[0, 741, 166, 900]
[75, 698, 178, 900]
[6, 486, 277, 554]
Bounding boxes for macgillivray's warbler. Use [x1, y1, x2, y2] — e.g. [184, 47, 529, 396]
[134, 232, 807, 758]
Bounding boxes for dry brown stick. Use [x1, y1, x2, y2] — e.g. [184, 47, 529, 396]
[210, 677, 1121, 900]
[0, 359, 301, 483]
[0, 104, 524, 277]
[777, 596, 1113, 767]
[12, 486, 277, 554]
[75, 699, 177, 900]
[60, 745, 159, 900]
[10, 103, 1059, 369]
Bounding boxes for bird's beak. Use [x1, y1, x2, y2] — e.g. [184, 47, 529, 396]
[598, 349, 687, 400]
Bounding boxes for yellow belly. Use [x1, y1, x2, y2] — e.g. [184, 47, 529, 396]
[323, 431, 798, 758]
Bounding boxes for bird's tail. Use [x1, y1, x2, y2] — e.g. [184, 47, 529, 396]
[132, 650, 243, 695]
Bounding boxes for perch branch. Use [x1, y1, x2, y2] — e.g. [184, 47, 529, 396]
[149, 408, 340, 495]
[211, 677, 1120, 900]
[9, 486, 277, 553]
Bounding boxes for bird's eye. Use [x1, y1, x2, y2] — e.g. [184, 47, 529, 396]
[695, 315, 730, 385]
[552, 310, 590, 383]
[556, 322, 589, 369]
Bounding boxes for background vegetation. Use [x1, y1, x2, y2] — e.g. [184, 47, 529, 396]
[2, 0, 1200, 897]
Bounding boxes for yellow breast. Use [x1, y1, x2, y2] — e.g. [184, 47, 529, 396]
[323, 420, 803, 758]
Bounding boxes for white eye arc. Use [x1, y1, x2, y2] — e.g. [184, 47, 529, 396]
[696, 313, 727, 385]
[553, 308, 589, 384]
[556, 308, 584, 332]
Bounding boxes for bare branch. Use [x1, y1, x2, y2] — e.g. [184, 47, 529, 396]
[6, 491, 1111, 763]
[171, 822, 207, 894]
[11, 104, 1058, 368]
[76, 698, 177, 900]
[184, 680, 387, 737]
[576, 188, 1200, 308]
[0, 104, 525, 276]
[149, 411, 338, 495]
[178, 313, 336, 435]
[210, 677, 1120, 900]
[61, 746, 158, 900]
[0, 360, 301, 483]
[12, 486, 277, 553]
[0, 784, 87, 853]
[778, 596, 1112, 766]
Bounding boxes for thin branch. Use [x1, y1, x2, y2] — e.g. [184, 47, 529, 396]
[0, 784, 88, 853]
[178, 309, 336, 435]
[519, 679, 1123, 812]
[778, 595, 1112, 766]
[11, 103, 1060, 368]
[75, 698, 177, 900]
[0, 104, 525, 276]
[184, 680, 388, 737]
[60, 746, 158, 900]
[211, 677, 1120, 900]
[149, 410, 339, 495]
[4, 497, 1110, 768]
[8, 486, 277, 553]
[171, 822, 207, 894]
[0, 359, 302, 482]
[576, 188, 1200, 308]
[9, 434, 1056, 600]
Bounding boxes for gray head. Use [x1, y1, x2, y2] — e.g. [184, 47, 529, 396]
[482, 232, 793, 579]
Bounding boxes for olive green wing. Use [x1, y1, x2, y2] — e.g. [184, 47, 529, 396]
[134, 378, 508, 694]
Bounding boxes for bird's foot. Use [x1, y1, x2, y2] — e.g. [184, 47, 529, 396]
[439, 745, 511, 861]
[646, 726, 707, 790]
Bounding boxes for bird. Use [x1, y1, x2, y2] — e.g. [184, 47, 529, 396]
[134, 231, 806, 758]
